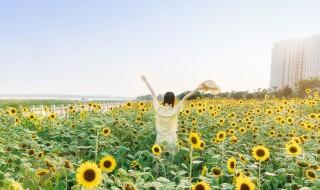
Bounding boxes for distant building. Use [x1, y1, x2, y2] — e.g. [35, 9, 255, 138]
[270, 34, 320, 89]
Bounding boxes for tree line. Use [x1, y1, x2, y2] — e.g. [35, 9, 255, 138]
[136, 77, 320, 101]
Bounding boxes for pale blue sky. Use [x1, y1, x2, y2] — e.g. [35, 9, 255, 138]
[1, 0, 320, 97]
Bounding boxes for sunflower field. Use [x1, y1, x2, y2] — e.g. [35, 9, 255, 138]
[0, 91, 320, 190]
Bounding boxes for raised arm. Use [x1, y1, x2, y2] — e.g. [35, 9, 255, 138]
[177, 83, 204, 107]
[141, 75, 157, 101]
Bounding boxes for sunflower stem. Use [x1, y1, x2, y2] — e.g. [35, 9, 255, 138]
[258, 161, 261, 190]
[189, 146, 193, 183]
[95, 129, 99, 162]
[63, 167, 68, 189]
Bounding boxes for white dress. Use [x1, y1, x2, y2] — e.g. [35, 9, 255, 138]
[153, 99, 183, 151]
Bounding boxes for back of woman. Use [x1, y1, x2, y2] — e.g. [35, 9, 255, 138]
[153, 96, 183, 150]
[141, 75, 204, 153]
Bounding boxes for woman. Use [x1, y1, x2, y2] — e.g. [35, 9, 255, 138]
[141, 75, 204, 153]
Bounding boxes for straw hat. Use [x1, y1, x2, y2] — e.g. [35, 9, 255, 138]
[201, 80, 221, 95]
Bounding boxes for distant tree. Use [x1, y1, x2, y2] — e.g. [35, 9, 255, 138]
[282, 85, 293, 97]
[177, 91, 202, 100]
[218, 92, 230, 98]
[203, 93, 215, 99]
[177, 91, 190, 100]
[296, 77, 320, 97]
[136, 94, 153, 100]
[230, 91, 247, 99]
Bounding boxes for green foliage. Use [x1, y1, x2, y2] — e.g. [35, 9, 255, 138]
[0, 98, 319, 189]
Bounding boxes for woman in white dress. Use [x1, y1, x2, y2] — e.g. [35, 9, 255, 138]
[141, 75, 205, 153]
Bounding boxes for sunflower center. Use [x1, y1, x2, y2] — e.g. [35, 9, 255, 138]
[230, 161, 235, 168]
[29, 149, 35, 155]
[256, 149, 265, 157]
[154, 147, 160, 153]
[38, 171, 47, 176]
[191, 137, 198, 144]
[307, 171, 315, 178]
[83, 169, 96, 182]
[104, 129, 109, 134]
[104, 160, 112, 168]
[289, 146, 297, 153]
[213, 168, 221, 175]
[124, 184, 135, 190]
[195, 184, 205, 190]
[219, 134, 224, 138]
[240, 183, 250, 190]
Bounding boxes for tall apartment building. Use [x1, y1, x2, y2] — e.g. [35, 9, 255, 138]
[270, 34, 320, 89]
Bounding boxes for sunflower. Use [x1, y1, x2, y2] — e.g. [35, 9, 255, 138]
[184, 109, 191, 115]
[269, 130, 276, 137]
[239, 154, 247, 163]
[48, 113, 56, 120]
[201, 165, 208, 176]
[252, 145, 270, 161]
[191, 181, 211, 190]
[36, 169, 50, 177]
[45, 159, 55, 169]
[211, 166, 222, 177]
[305, 169, 316, 181]
[9, 108, 17, 115]
[199, 140, 205, 150]
[235, 169, 244, 178]
[287, 117, 294, 124]
[28, 149, 35, 156]
[10, 181, 23, 190]
[286, 142, 302, 157]
[37, 152, 44, 158]
[64, 160, 73, 169]
[230, 135, 238, 144]
[219, 118, 225, 125]
[235, 175, 256, 190]
[99, 156, 117, 173]
[126, 102, 132, 108]
[151, 144, 162, 156]
[227, 157, 237, 173]
[231, 122, 237, 127]
[189, 132, 201, 149]
[102, 127, 111, 136]
[291, 137, 301, 144]
[266, 109, 273, 115]
[216, 131, 226, 142]
[76, 161, 102, 189]
[123, 182, 138, 190]
[28, 113, 36, 121]
[305, 88, 311, 94]
[139, 102, 145, 107]
[239, 127, 246, 134]
[15, 118, 21, 125]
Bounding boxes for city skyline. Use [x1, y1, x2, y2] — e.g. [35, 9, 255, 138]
[270, 33, 320, 89]
[1, 1, 320, 97]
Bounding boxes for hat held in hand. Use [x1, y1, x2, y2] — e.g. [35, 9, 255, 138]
[201, 80, 221, 95]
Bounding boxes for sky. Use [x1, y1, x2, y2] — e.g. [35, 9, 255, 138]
[1, 0, 320, 97]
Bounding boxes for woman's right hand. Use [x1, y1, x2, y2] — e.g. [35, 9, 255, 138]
[197, 82, 206, 90]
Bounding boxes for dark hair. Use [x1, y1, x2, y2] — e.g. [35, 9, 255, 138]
[163, 92, 175, 107]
